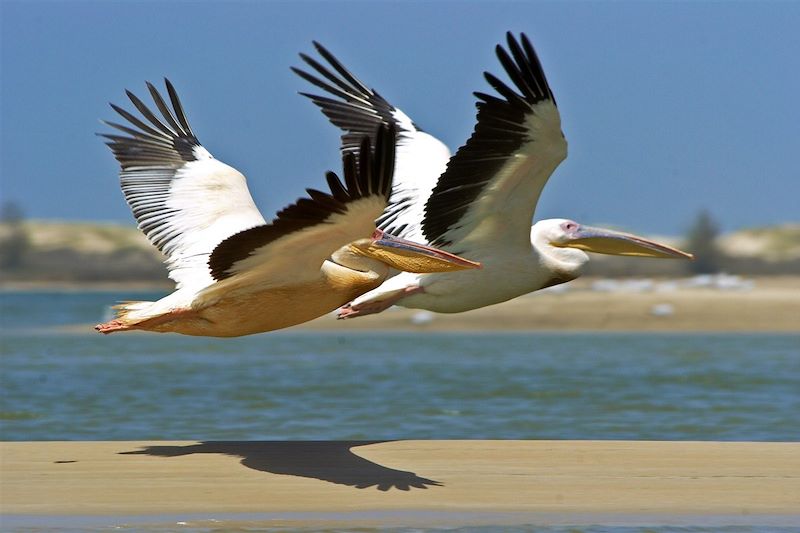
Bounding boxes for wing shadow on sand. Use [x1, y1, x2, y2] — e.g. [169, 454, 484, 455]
[120, 440, 442, 491]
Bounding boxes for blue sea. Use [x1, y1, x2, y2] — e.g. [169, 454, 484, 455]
[1, 290, 799, 532]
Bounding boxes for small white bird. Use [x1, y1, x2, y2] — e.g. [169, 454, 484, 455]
[95, 81, 478, 336]
[294, 32, 693, 319]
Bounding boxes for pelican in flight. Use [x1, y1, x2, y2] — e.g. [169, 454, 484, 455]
[94, 81, 479, 336]
[294, 32, 693, 319]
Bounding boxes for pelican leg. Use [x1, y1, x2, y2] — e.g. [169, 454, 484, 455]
[95, 307, 197, 334]
[94, 319, 131, 334]
[337, 286, 424, 320]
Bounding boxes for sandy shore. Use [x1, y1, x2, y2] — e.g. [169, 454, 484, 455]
[294, 276, 800, 333]
[2, 440, 798, 528]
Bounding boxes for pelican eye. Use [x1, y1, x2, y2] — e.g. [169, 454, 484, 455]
[562, 221, 579, 233]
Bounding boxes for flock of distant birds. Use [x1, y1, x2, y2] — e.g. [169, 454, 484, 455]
[95, 32, 692, 337]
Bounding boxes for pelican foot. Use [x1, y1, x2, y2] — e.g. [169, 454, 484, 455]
[337, 286, 423, 320]
[94, 319, 130, 334]
[337, 301, 389, 320]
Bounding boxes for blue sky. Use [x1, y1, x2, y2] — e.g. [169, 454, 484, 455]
[1, 0, 798, 235]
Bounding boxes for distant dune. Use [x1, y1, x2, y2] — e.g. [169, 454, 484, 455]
[718, 223, 800, 261]
[0, 220, 163, 283]
[1, 220, 799, 283]
[0, 220, 154, 255]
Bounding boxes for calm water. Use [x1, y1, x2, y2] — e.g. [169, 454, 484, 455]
[1, 291, 798, 441]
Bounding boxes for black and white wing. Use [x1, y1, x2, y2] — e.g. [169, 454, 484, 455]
[293, 42, 450, 243]
[421, 32, 567, 251]
[204, 125, 396, 291]
[101, 80, 266, 290]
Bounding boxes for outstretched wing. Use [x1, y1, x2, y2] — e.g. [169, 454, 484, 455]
[422, 32, 567, 252]
[101, 79, 265, 289]
[293, 42, 450, 243]
[205, 125, 396, 291]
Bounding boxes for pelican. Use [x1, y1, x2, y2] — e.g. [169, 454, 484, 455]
[293, 32, 693, 319]
[94, 80, 479, 337]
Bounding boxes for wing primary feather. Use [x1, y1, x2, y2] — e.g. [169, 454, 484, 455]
[483, 72, 525, 108]
[520, 33, 555, 104]
[306, 188, 346, 213]
[146, 81, 186, 136]
[506, 33, 541, 99]
[312, 41, 373, 95]
[472, 91, 505, 106]
[292, 66, 362, 104]
[495, 45, 534, 101]
[325, 171, 350, 202]
[109, 103, 169, 141]
[125, 89, 177, 137]
[164, 78, 194, 134]
[296, 54, 367, 100]
[293, 42, 405, 157]
[357, 135, 371, 196]
[372, 125, 385, 197]
[101, 120, 172, 145]
[98, 132, 168, 148]
[298, 93, 376, 116]
[376, 124, 396, 199]
[342, 152, 360, 195]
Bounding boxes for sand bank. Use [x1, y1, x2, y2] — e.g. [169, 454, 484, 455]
[2, 440, 798, 528]
[296, 276, 800, 332]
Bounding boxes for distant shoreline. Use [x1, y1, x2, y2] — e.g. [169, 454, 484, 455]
[3, 220, 800, 283]
[297, 275, 799, 333]
[0, 281, 171, 292]
[17, 276, 798, 334]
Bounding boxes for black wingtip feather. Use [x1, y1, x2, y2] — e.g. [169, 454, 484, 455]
[125, 89, 169, 135]
[376, 123, 396, 200]
[309, 41, 371, 95]
[104, 80, 202, 170]
[294, 42, 404, 155]
[145, 81, 185, 136]
[483, 71, 526, 108]
[325, 171, 349, 202]
[164, 78, 194, 135]
[357, 136, 371, 196]
[495, 45, 534, 101]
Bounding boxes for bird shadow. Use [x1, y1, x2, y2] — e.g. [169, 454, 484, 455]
[120, 440, 442, 491]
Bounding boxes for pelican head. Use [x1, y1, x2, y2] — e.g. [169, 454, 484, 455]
[532, 218, 693, 277]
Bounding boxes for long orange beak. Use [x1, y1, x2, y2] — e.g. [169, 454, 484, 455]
[559, 226, 694, 259]
[350, 230, 482, 273]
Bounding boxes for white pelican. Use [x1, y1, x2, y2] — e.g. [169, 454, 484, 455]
[294, 32, 693, 318]
[94, 81, 479, 336]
